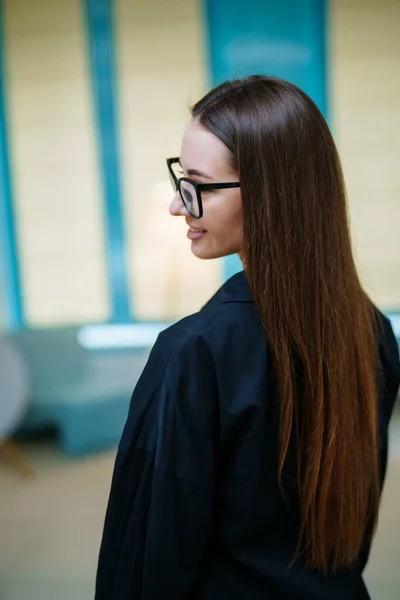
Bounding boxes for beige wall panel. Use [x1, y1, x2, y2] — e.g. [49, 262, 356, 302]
[331, 0, 400, 309]
[117, 0, 223, 321]
[5, 0, 109, 325]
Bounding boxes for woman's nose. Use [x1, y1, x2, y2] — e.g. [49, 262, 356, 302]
[169, 191, 188, 217]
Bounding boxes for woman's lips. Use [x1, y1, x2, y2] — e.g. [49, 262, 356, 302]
[187, 227, 207, 240]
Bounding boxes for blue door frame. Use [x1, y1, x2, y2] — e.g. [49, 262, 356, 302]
[85, 0, 132, 322]
[203, 0, 328, 280]
[0, 0, 23, 328]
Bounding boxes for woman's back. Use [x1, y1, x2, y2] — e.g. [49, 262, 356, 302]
[96, 271, 400, 599]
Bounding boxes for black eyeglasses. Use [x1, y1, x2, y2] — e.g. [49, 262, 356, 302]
[167, 157, 240, 219]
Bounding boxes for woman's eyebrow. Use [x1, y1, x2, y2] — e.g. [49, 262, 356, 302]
[187, 168, 213, 180]
[179, 160, 213, 181]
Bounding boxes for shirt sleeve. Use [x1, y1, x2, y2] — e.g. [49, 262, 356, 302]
[95, 331, 218, 600]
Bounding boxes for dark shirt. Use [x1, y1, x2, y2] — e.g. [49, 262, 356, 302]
[95, 271, 400, 600]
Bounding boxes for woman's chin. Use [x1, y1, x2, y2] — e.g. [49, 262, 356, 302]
[191, 248, 216, 260]
[190, 240, 241, 261]
[190, 241, 218, 260]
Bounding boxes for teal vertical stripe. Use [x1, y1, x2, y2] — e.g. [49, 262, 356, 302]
[203, 0, 328, 279]
[85, 0, 131, 322]
[0, 0, 23, 327]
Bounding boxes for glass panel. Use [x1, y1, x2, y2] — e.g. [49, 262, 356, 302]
[5, 0, 110, 325]
[331, 0, 400, 309]
[117, 0, 223, 321]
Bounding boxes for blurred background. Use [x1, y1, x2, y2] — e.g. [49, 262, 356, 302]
[0, 0, 399, 598]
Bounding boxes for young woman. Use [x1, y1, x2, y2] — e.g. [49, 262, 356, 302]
[95, 76, 400, 599]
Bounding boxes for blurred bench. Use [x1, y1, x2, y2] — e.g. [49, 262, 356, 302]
[3, 326, 162, 456]
[2, 316, 398, 456]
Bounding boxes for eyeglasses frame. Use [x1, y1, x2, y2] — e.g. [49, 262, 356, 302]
[167, 157, 240, 219]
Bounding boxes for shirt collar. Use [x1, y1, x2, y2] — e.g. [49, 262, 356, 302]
[219, 270, 254, 304]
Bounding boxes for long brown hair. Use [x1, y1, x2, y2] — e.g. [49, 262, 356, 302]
[192, 76, 380, 573]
